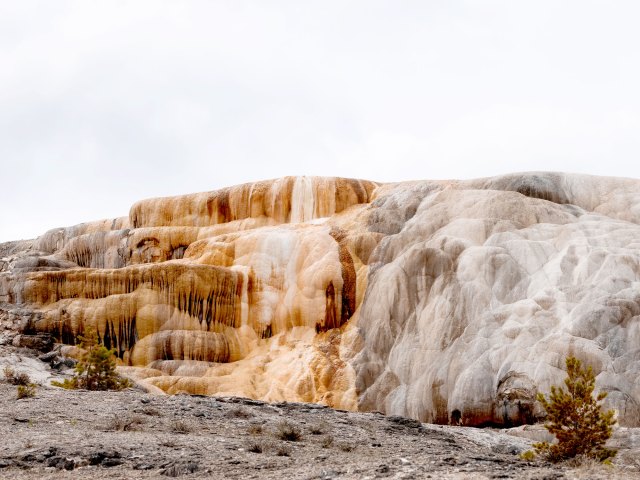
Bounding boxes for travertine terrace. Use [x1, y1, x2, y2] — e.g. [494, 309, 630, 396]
[1, 173, 639, 428]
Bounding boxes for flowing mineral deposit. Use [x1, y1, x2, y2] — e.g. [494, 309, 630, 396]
[1, 173, 639, 428]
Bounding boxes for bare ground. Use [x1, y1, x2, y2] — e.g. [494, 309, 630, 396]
[1, 345, 639, 479]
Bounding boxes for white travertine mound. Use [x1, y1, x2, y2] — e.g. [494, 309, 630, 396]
[1, 173, 639, 426]
[355, 173, 640, 426]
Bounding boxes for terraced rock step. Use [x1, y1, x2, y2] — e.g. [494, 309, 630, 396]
[2, 172, 640, 427]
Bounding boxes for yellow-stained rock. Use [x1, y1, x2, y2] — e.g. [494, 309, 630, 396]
[3, 173, 640, 426]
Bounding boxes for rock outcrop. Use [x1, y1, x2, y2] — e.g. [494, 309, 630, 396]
[1, 173, 639, 427]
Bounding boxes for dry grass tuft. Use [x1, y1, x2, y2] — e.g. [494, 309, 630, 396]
[3, 366, 32, 386]
[105, 414, 146, 432]
[321, 435, 334, 448]
[275, 444, 291, 457]
[248, 424, 264, 435]
[230, 406, 252, 419]
[17, 384, 36, 399]
[275, 420, 302, 442]
[2, 365, 14, 381]
[339, 442, 356, 452]
[170, 419, 193, 434]
[563, 454, 616, 477]
[246, 441, 263, 453]
[308, 421, 329, 435]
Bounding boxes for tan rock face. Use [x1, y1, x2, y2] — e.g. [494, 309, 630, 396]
[2, 173, 640, 426]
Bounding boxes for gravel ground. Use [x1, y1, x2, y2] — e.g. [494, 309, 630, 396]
[1, 381, 639, 480]
[0, 337, 639, 480]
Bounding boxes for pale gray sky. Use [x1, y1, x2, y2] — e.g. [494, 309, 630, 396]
[2, 1, 640, 242]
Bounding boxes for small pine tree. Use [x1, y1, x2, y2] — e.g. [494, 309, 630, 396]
[52, 327, 131, 391]
[533, 356, 617, 462]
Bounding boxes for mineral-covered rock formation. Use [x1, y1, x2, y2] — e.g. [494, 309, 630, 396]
[1, 173, 639, 427]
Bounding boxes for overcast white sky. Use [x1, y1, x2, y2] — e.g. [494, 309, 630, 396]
[1, 1, 640, 242]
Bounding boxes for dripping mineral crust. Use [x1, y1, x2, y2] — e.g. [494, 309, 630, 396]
[2, 173, 640, 427]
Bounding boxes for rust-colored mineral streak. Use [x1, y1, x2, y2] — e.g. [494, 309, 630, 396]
[2, 173, 640, 427]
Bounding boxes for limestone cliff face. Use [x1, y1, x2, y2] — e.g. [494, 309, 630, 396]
[2, 173, 639, 427]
